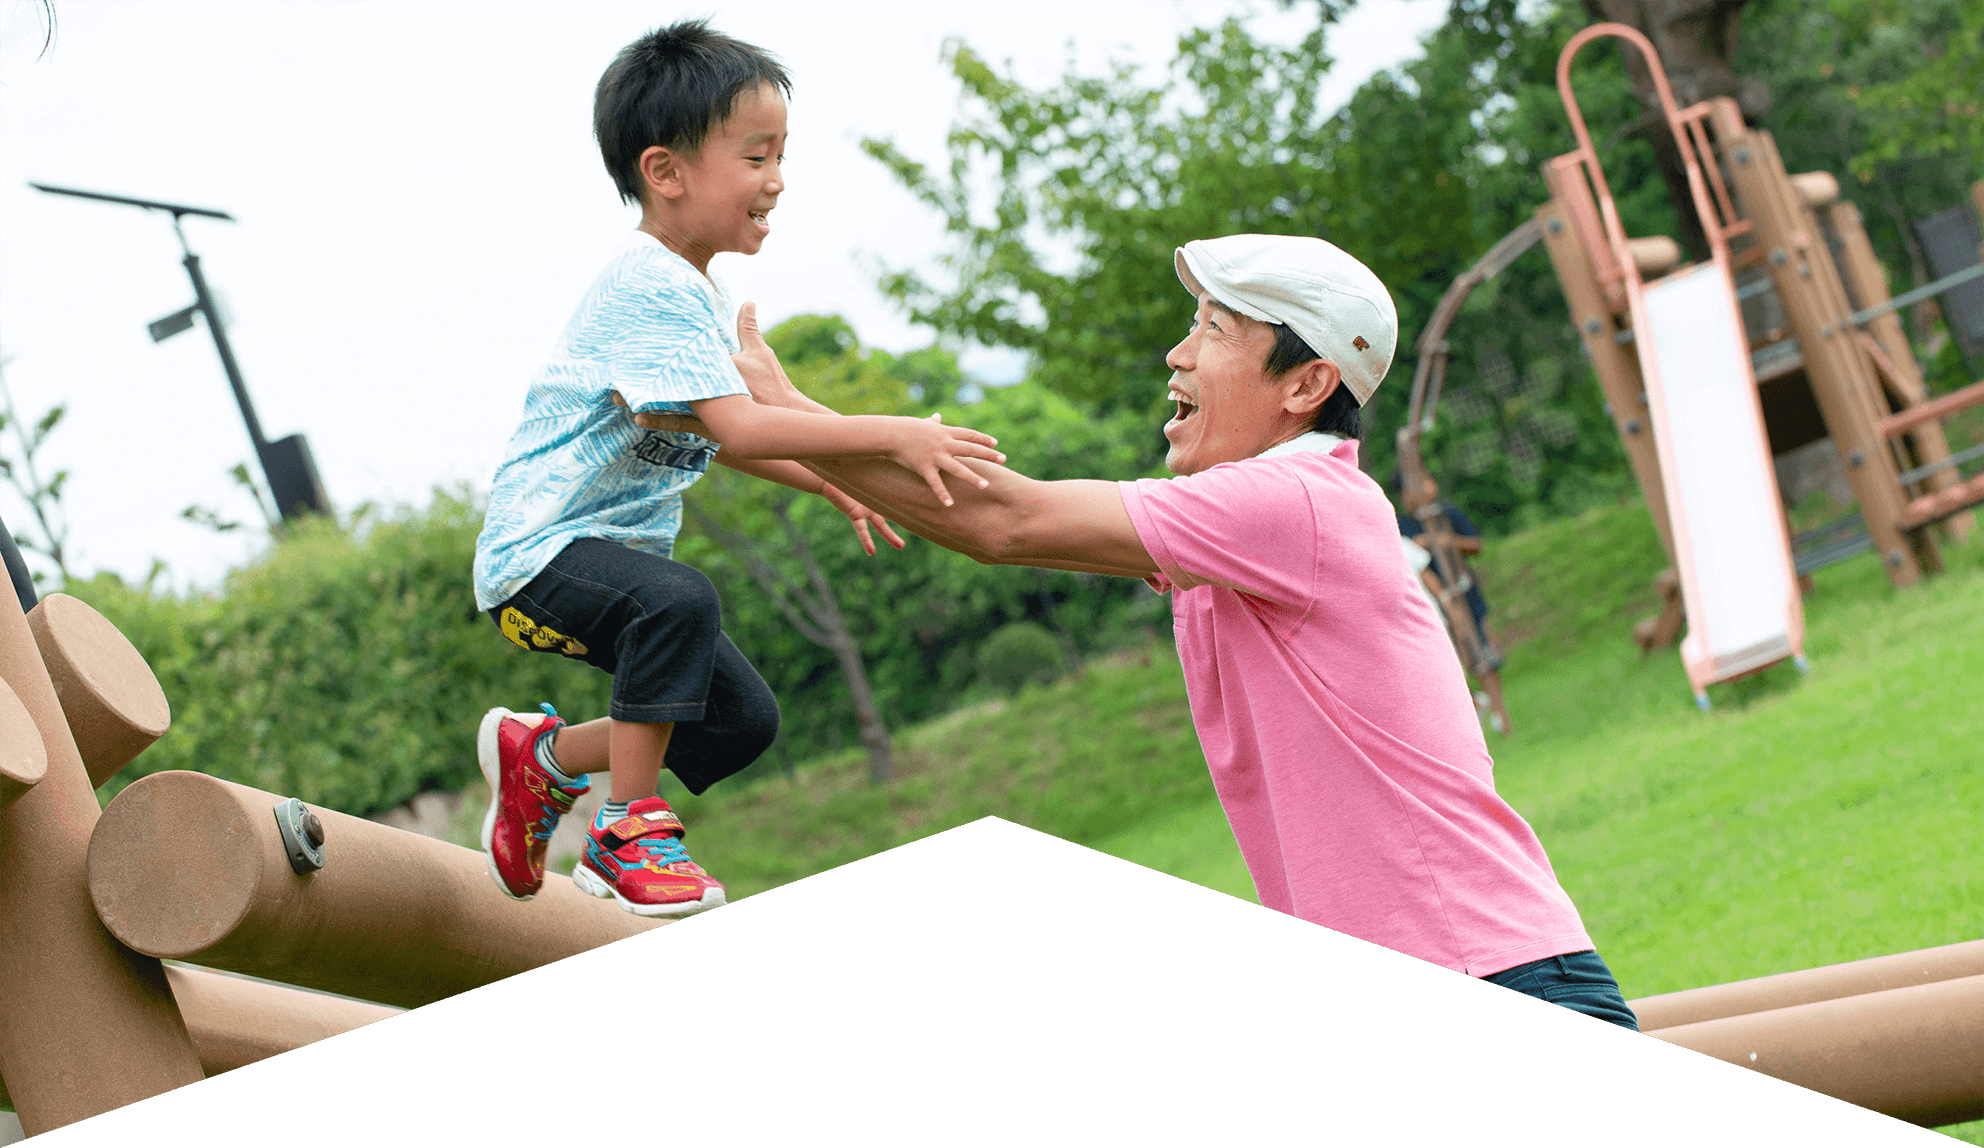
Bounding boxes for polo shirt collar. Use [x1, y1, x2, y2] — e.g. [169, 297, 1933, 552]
[1254, 430, 1345, 461]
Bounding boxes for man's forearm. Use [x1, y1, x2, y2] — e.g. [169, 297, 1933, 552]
[799, 456, 1157, 576]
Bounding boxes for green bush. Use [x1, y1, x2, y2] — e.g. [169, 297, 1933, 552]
[77, 491, 610, 816]
[976, 621, 1065, 696]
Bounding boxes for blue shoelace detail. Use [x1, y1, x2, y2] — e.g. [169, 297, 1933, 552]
[638, 834, 693, 866]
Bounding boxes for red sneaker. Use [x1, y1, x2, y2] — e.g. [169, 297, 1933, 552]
[573, 797, 726, 918]
[477, 704, 589, 900]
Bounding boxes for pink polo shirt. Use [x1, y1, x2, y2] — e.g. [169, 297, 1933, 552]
[1118, 436, 1592, 975]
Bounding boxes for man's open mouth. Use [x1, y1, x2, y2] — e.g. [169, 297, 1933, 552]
[1171, 395, 1198, 422]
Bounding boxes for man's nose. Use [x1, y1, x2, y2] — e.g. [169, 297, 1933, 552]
[1164, 337, 1192, 372]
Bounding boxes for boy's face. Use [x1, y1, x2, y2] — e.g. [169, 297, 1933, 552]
[665, 82, 788, 262]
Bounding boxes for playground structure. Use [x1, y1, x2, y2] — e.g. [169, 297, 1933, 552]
[1, 579, 1980, 1132]
[0, 585, 661, 1136]
[1398, 23, 1984, 711]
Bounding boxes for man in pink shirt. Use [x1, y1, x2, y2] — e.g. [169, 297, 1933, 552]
[648, 234, 1637, 1029]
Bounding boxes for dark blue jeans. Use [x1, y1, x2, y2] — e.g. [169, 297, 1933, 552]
[1483, 949, 1640, 1030]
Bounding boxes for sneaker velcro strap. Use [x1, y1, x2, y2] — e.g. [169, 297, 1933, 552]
[602, 808, 686, 843]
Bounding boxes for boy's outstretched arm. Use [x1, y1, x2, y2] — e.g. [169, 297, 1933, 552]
[639, 306, 1157, 578]
[686, 393, 1001, 508]
[711, 454, 904, 556]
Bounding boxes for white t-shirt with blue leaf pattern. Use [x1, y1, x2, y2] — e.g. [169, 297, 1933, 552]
[473, 232, 747, 610]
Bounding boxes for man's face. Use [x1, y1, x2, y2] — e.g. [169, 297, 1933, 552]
[1161, 296, 1288, 475]
[672, 82, 787, 259]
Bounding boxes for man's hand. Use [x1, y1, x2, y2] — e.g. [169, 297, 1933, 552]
[731, 301, 797, 407]
[612, 390, 710, 436]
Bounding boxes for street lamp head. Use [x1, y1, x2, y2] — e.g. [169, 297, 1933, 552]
[28, 182, 235, 222]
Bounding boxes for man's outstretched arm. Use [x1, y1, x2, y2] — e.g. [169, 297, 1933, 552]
[635, 303, 1160, 578]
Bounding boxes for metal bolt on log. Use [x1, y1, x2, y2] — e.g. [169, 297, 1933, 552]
[89, 772, 666, 1010]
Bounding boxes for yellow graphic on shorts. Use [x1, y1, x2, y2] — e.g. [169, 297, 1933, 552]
[500, 607, 589, 657]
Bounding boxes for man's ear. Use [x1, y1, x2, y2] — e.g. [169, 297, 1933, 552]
[639, 145, 687, 202]
[1280, 357, 1342, 419]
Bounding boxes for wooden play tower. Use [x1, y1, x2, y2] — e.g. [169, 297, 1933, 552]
[1537, 27, 1984, 668]
[1400, 23, 1984, 713]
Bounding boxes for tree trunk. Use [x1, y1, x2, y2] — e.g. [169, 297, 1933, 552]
[1581, 0, 1766, 260]
[773, 502, 894, 785]
[683, 497, 895, 787]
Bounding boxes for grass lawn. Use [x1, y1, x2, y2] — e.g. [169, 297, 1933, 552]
[1095, 503, 1984, 1141]
[539, 495, 1981, 1139]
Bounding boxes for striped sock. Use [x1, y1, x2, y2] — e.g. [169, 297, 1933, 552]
[532, 728, 583, 786]
[598, 800, 630, 827]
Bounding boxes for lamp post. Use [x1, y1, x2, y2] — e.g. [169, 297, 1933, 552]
[28, 182, 330, 523]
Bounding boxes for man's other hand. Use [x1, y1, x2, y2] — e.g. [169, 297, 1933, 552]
[612, 391, 712, 437]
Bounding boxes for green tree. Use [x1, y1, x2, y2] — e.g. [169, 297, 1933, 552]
[861, 1, 1648, 528]
[864, 0, 1981, 534]
[0, 350, 73, 586]
[679, 313, 928, 786]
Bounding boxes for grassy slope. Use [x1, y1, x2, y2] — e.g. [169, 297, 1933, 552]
[488, 497, 1980, 1139]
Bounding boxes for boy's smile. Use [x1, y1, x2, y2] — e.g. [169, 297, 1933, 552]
[643, 81, 788, 273]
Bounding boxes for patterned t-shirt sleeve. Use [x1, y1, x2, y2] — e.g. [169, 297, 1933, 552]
[574, 253, 749, 414]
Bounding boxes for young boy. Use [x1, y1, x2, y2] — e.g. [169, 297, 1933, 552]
[471, 21, 1001, 918]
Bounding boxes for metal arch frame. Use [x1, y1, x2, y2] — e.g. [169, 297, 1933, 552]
[1392, 219, 1545, 737]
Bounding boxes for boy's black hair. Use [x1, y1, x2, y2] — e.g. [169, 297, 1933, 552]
[1263, 323, 1362, 440]
[594, 20, 792, 207]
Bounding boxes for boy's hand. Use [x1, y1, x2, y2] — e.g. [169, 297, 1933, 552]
[892, 412, 1003, 507]
[818, 482, 906, 556]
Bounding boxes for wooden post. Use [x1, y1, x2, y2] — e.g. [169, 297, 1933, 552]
[1535, 187, 1676, 564]
[0, 593, 204, 1136]
[1822, 200, 1972, 539]
[1711, 103, 1924, 585]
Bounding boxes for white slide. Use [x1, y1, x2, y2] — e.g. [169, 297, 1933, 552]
[1636, 264, 1805, 705]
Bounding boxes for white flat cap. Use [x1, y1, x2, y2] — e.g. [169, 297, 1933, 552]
[1174, 234, 1398, 405]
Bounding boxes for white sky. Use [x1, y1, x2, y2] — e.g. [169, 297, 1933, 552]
[0, 0, 1444, 591]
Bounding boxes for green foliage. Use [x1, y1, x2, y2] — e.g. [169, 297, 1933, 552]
[1733, 0, 1983, 319]
[866, 0, 1982, 532]
[680, 316, 1165, 768]
[975, 621, 1065, 695]
[80, 491, 611, 815]
[0, 354, 73, 585]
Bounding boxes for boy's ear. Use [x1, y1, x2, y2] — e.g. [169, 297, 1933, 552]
[1280, 356, 1342, 419]
[639, 145, 687, 202]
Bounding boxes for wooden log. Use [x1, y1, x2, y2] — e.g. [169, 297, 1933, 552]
[88, 771, 664, 1010]
[1899, 470, 1984, 531]
[0, 674, 46, 810]
[1645, 973, 1984, 1127]
[25, 592, 171, 789]
[0, 594, 203, 1136]
[1628, 938, 1984, 1030]
[0, 967, 402, 1109]
[1876, 378, 1984, 438]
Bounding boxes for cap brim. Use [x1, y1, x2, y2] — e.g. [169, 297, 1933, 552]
[1174, 247, 1205, 299]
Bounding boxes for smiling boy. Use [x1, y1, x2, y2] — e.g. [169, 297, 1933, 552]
[471, 21, 1000, 918]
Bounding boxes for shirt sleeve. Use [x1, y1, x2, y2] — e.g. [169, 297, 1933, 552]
[1117, 459, 1319, 611]
[572, 256, 749, 414]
